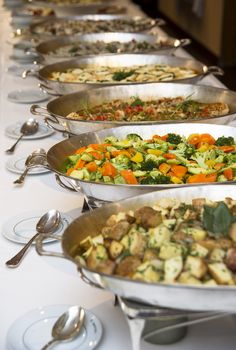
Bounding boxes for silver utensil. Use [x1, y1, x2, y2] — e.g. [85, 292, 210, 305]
[13, 148, 47, 185]
[6, 118, 39, 154]
[41, 306, 85, 350]
[5, 209, 61, 267]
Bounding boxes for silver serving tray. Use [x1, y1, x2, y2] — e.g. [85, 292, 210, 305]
[28, 15, 164, 41]
[31, 123, 236, 207]
[24, 54, 223, 95]
[27, 0, 114, 16]
[31, 83, 236, 136]
[32, 32, 191, 64]
[36, 184, 236, 312]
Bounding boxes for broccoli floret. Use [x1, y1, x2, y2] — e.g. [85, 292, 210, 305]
[141, 159, 157, 171]
[141, 154, 165, 171]
[111, 154, 131, 170]
[169, 142, 195, 162]
[126, 133, 143, 141]
[225, 154, 236, 164]
[215, 136, 235, 146]
[166, 133, 182, 145]
[190, 149, 216, 169]
[104, 136, 118, 144]
[141, 174, 171, 184]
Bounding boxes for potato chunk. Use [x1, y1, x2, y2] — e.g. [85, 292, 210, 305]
[109, 240, 124, 260]
[164, 256, 183, 283]
[208, 263, 234, 285]
[184, 256, 207, 279]
[178, 271, 201, 285]
[159, 242, 182, 260]
[148, 225, 171, 248]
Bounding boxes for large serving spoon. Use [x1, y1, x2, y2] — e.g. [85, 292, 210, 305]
[41, 306, 85, 350]
[5, 209, 61, 267]
[6, 118, 39, 154]
[13, 148, 47, 185]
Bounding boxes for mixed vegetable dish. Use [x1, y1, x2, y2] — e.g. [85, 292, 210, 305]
[49, 39, 176, 57]
[64, 132, 236, 185]
[74, 196, 236, 286]
[67, 96, 229, 122]
[34, 18, 156, 36]
[50, 64, 197, 84]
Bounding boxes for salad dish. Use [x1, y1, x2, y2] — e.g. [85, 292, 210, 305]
[64, 131, 236, 186]
[66, 96, 229, 122]
[29, 123, 236, 206]
[31, 83, 236, 136]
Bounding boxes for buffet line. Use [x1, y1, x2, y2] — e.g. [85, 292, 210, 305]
[2, 0, 236, 349]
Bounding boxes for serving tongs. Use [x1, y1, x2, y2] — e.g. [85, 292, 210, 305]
[13, 148, 48, 185]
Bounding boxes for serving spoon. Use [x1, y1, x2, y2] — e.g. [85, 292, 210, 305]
[13, 148, 47, 185]
[41, 306, 85, 350]
[6, 118, 39, 154]
[5, 209, 61, 267]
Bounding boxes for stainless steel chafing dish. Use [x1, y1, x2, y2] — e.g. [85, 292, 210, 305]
[30, 123, 236, 208]
[24, 54, 223, 95]
[30, 32, 191, 64]
[35, 184, 236, 312]
[28, 0, 116, 16]
[27, 15, 165, 40]
[31, 83, 236, 136]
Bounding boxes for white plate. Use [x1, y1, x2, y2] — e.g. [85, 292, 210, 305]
[6, 304, 103, 350]
[5, 155, 49, 175]
[7, 89, 49, 104]
[5, 121, 54, 139]
[7, 64, 36, 77]
[1, 210, 72, 244]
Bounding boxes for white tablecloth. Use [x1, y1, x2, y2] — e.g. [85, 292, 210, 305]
[0, 1, 235, 349]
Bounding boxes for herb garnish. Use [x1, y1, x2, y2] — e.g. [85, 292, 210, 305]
[112, 70, 135, 81]
[203, 202, 236, 237]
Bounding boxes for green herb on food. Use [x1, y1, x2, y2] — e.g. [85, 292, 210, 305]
[203, 202, 236, 237]
[112, 70, 135, 81]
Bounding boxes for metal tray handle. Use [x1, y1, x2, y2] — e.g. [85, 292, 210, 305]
[36, 233, 66, 259]
[31, 105, 50, 118]
[154, 18, 166, 27]
[176, 38, 192, 48]
[38, 82, 62, 96]
[55, 174, 79, 192]
[205, 66, 224, 76]
[35, 233, 102, 289]
[22, 68, 38, 79]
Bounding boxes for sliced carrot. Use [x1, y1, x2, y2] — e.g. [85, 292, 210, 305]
[199, 133, 215, 145]
[101, 162, 117, 177]
[219, 146, 235, 153]
[159, 162, 171, 174]
[214, 163, 225, 170]
[89, 151, 103, 160]
[120, 169, 138, 184]
[74, 159, 86, 169]
[187, 134, 200, 145]
[163, 153, 176, 159]
[111, 150, 131, 158]
[105, 151, 111, 160]
[187, 173, 217, 183]
[75, 146, 86, 154]
[66, 167, 75, 176]
[171, 165, 188, 178]
[89, 144, 105, 151]
[86, 162, 98, 172]
[223, 168, 234, 180]
[161, 134, 168, 141]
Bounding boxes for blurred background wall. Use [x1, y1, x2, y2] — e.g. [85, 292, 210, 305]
[132, 0, 236, 89]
